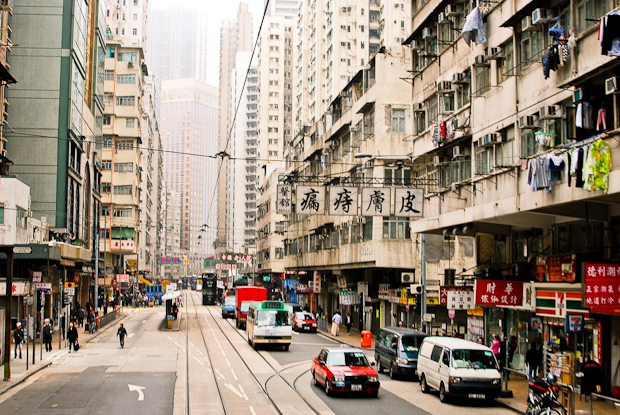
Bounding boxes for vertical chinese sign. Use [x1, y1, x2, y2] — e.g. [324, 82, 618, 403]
[276, 185, 292, 214]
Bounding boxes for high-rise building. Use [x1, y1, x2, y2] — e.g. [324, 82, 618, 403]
[159, 78, 219, 274]
[162, 190, 184, 280]
[106, 0, 148, 48]
[265, 0, 298, 17]
[216, 4, 253, 255]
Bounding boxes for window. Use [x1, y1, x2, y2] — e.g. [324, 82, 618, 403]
[520, 30, 543, 69]
[113, 207, 132, 217]
[578, 0, 607, 33]
[431, 345, 443, 362]
[105, 70, 114, 81]
[115, 140, 133, 150]
[101, 183, 111, 193]
[116, 96, 135, 106]
[383, 216, 411, 239]
[102, 160, 111, 170]
[392, 108, 406, 132]
[384, 167, 411, 186]
[426, 95, 438, 124]
[133, 13, 137, 21]
[495, 126, 515, 167]
[114, 185, 132, 195]
[475, 64, 490, 95]
[441, 157, 472, 187]
[126, 118, 135, 128]
[363, 217, 373, 241]
[103, 115, 111, 125]
[361, 25, 365, 32]
[132, 28, 137, 35]
[364, 108, 374, 137]
[118, 52, 137, 62]
[0, 206, 3, 224]
[114, 162, 134, 172]
[476, 146, 494, 175]
[521, 130, 536, 158]
[107, 45, 115, 58]
[497, 41, 514, 84]
[103, 137, 112, 147]
[117, 74, 136, 84]
[415, 110, 426, 134]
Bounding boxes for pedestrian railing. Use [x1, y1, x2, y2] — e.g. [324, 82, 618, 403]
[556, 382, 576, 415]
[590, 393, 620, 415]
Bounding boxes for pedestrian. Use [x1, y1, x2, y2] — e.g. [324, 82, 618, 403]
[331, 310, 342, 336]
[478, 337, 484, 345]
[43, 319, 53, 352]
[67, 322, 79, 353]
[492, 334, 501, 365]
[345, 312, 352, 336]
[303, 303, 310, 313]
[13, 322, 23, 359]
[88, 310, 95, 334]
[78, 306, 85, 327]
[525, 342, 541, 380]
[397, 321, 403, 327]
[117, 323, 127, 349]
[441, 329, 447, 336]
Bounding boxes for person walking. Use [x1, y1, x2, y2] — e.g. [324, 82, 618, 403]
[13, 322, 23, 359]
[525, 342, 541, 380]
[42, 319, 53, 352]
[88, 310, 96, 334]
[491, 335, 501, 366]
[77, 306, 85, 328]
[67, 322, 79, 353]
[345, 312, 352, 336]
[117, 323, 127, 349]
[331, 309, 342, 336]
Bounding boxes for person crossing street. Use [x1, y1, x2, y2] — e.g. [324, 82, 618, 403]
[117, 323, 127, 349]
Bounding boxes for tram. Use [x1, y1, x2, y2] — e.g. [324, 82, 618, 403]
[202, 273, 217, 305]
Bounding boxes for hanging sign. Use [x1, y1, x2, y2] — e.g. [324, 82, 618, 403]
[328, 186, 359, 215]
[296, 186, 326, 215]
[313, 271, 321, 293]
[276, 185, 292, 214]
[394, 188, 424, 217]
[474, 280, 523, 306]
[361, 187, 391, 216]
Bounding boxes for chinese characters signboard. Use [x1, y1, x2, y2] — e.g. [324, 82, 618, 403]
[440, 286, 473, 304]
[546, 254, 576, 282]
[296, 186, 326, 215]
[474, 280, 523, 306]
[329, 186, 359, 215]
[276, 185, 292, 214]
[361, 187, 391, 216]
[446, 289, 475, 310]
[394, 188, 424, 217]
[313, 271, 321, 293]
[584, 263, 620, 308]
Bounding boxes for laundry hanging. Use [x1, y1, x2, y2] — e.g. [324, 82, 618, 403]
[583, 139, 612, 193]
[462, 7, 487, 47]
[600, 14, 620, 56]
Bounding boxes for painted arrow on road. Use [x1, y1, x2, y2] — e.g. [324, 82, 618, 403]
[128, 384, 146, 401]
[128, 333, 135, 338]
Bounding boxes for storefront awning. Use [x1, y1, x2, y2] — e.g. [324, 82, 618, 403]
[0, 244, 61, 261]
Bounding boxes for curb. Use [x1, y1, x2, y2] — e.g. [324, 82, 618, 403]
[0, 311, 133, 397]
[317, 329, 376, 352]
[495, 399, 527, 414]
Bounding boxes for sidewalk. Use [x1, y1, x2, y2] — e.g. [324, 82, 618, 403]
[318, 326, 376, 351]
[0, 308, 133, 396]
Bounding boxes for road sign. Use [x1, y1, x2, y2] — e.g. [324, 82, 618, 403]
[116, 274, 129, 282]
[64, 288, 75, 296]
[447, 290, 475, 310]
[426, 279, 441, 286]
[13, 246, 32, 254]
[448, 309, 455, 319]
[26, 296, 33, 305]
[64, 282, 75, 289]
[36, 283, 52, 294]
[423, 313, 435, 322]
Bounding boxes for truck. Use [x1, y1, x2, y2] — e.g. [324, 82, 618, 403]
[235, 286, 267, 329]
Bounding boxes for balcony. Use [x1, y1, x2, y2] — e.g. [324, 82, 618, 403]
[1, 0, 13, 11]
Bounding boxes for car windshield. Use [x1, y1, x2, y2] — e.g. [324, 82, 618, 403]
[240, 301, 251, 313]
[223, 296, 236, 306]
[400, 336, 421, 353]
[327, 351, 371, 367]
[451, 349, 498, 370]
[256, 310, 290, 327]
[295, 312, 315, 321]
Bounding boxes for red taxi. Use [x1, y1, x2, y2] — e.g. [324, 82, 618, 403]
[292, 311, 318, 332]
[311, 346, 380, 397]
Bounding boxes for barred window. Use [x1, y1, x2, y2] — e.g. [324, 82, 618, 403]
[113, 185, 132, 195]
[101, 183, 111, 193]
[113, 207, 132, 217]
[113, 162, 134, 172]
[115, 96, 135, 106]
[117, 74, 136, 84]
[102, 160, 111, 170]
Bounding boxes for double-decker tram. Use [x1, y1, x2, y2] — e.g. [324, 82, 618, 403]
[202, 273, 217, 305]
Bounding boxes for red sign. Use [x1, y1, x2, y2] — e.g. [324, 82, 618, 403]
[474, 280, 523, 306]
[584, 263, 620, 308]
[546, 255, 576, 282]
[440, 286, 473, 304]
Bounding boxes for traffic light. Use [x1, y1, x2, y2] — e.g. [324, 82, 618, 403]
[224, 282, 228, 288]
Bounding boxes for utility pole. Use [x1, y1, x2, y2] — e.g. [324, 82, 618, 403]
[95, 229, 99, 321]
[3, 249, 14, 380]
[421, 234, 428, 334]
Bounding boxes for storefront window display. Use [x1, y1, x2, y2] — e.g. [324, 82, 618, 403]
[506, 309, 536, 371]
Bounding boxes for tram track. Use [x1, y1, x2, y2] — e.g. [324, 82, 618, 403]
[185, 289, 324, 415]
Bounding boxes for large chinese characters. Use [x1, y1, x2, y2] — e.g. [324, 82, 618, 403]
[361, 188, 391, 216]
[276, 185, 292, 214]
[584, 263, 620, 307]
[474, 280, 524, 306]
[295, 186, 326, 215]
[329, 186, 359, 215]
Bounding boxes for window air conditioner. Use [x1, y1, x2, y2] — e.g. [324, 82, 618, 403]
[605, 77, 619, 95]
[518, 115, 537, 129]
[436, 80, 452, 91]
[438, 12, 447, 24]
[401, 272, 414, 283]
[453, 146, 464, 158]
[522, 16, 534, 31]
[539, 105, 562, 119]
[452, 72, 467, 83]
[446, 4, 463, 16]
[433, 156, 444, 166]
[474, 55, 488, 66]
[532, 8, 553, 24]
[487, 47, 503, 60]
[422, 27, 436, 38]
[410, 39, 424, 50]
[364, 161, 373, 168]
[413, 103, 425, 112]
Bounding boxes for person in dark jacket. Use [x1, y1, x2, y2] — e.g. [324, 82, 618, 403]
[117, 323, 127, 349]
[67, 322, 79, 353]
[88, 310, 96, 334]
[13, 322, 23, 359]
[42, 319, 53, 352]
[525, 342, 541, 380]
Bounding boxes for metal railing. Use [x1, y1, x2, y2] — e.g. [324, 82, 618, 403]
[590, 393, 620, 415]
[556, 382, 575, 415]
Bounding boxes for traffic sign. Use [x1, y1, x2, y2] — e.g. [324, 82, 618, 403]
[64, 282, 75, 289]
[64, 288, 75, 295]
[423, 313, 435, 322]
[448, 309, 455, 319]
[32, 272, 42, 282]
[36, 283, 52, 293]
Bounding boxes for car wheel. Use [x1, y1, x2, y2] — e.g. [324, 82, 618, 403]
[370, 390, 379, 398]
[389, 364, 396, 379]
[325, 380, 331, 396]
[253, 342, 259, 351]
[420, 374, 429, 394]
[284, 344, 290, 351]
[312, 372, 319, 387]
[376, 357, 383, 373]
[439, 383, 449, 403]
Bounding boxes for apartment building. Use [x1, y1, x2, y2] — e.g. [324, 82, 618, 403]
[162, 190, 185, 280]
[0, 1, 16, 158]
[106, 0, 148, 48]
[404, 0, 620, 389]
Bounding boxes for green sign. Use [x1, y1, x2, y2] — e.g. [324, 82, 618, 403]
[263, 276, 271, 282]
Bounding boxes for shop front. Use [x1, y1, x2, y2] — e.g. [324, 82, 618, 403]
[504, 282, 537, 372]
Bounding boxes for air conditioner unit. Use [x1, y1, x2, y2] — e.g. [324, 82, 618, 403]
[452, 72, 467, 84]
[574, 88, 584, 102]
[474, 55, 488, 66]
[357, 217, 366, 224]
[453, 146, 465, 158]
[522, 16, 534, 31]
[422, 27, 436, 38]
[489, 132, 502, 144]
[341, 41, 347, 46]
[128, 61, 134, 68]
[605, 77, 619, 95]
[438, 12, 447, 24]
[364, 161, 373, 168]
[410, 39, 424, 50]
[446, 4, 462, 16]
[433, 156, 444, 166]
[436, 80, 452, 91]
[413, 103, 425, 112]
[518, 115, 537, 129]
[532, 8, 553, 24]
[539, 105, 562, 119]
[401, 272, 415, 283]
[487, 47, 503, 59]
[410, 284, 422, 294]
[341, 7, 347, 12]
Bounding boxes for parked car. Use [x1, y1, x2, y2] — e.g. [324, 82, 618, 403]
[292, 311, 318, 332]
[311, 346, 380, 397]
[417, 337, 502, 403]
[374, 327, 427, 379]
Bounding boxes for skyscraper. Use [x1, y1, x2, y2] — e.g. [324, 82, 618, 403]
[216, 3, 253, 254]
[159, 78, 219, 273]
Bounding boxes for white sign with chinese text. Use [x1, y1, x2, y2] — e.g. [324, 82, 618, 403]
[296, 186, 326, 215]
[446, 290, 475, 310]
[394, 188, 424, 217]
[328, 186, 359, 215]
[361, 187, 391, 216]
[276, 185, 292, 214]
[0, 282, 30, 296]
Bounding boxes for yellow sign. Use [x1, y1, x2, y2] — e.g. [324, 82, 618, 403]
[399, 289, 408, 304]
[127, 259, 137, 270]
[408, 298, 416, 305]
[64, 282, 75, 289]
[426, 297, 439, 305]
[467, 307, 484, 316]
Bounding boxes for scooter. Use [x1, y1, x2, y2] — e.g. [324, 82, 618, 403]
[526, 374, 566, 415]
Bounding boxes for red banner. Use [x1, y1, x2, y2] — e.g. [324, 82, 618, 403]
[440, 286, 473, 304]
[474, 280, 523, 306]
[546, 255, 576, 282]
[585, 263, 620, 308]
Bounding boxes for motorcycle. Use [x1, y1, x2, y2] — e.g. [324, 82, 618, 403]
[526, 374, 566, 415]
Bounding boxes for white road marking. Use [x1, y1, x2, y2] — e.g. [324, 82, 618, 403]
[128, 384, 146, 401]
[217, 343, 222, 349]
[203, 357, 210, 366]
[214, 369, 225, 379]
[224, 383, 244, 398]
[230, 368, 238, 380]
[128, 333, 135, 338]
[225, 358, 231, 367]
[195, 349, 203, 355]
[142, 320, 147, 324]
[249, 406, 257, 415]
[205, 367, 212, 373]
[193, 357, 204, 366]
[189, 341, 195, 347]
[238, 384, 249, 400]
[221, 350, 226, 357]
[293, 331, 299, 335]
[164, 334, 173, 341]
[174, 342, 181, 348]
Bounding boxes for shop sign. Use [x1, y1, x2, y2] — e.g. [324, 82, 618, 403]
[297, 284, 312, 293]
[566, 314, 584, 333]
[233, 255, 252, 262]
[357, 282, 368, 297]
[35, 283, 52, 294]
[531, 317, 542, 331]
[399, 289, 408, 304]
[584, 263, 620, 308]
[504, 282, 536, 311]
[32, 272, 42, 282]
[313, 271, 321, 293]
[546, 254, 576, 282]
[426, 297, 439, 305]
[328, 186, 359, 215]
[339, 291, 359, 305]
[276, 185, 292, 214]
[378, 283, 390, 300]
[474, 280, 523, 306]
[389, 289, 399, 303]
[440, 286, 473, 305]
[0, 282, 30, 296]
[446, 290, 475, 310]
[116, 274, 129, 282]
[296, 186, 326, 215]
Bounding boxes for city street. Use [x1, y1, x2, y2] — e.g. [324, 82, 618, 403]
[0, 290, 520, 415]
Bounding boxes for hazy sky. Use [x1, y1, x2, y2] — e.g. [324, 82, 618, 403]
[149, 0, 265, 87]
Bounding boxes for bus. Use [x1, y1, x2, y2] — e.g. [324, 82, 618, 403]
[246, 301, 292, 351]
[145, 284, 164, 304]
[202, 274, 217, 305]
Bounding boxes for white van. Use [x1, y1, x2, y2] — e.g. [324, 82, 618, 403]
[416, 337, 502, 403]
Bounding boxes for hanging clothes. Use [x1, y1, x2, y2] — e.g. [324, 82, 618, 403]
[527, 157, 552, 192]
[568, 147, 584, 188]
[583, 139, 612, 193]
[597, 107, 607, 131]
[601, 15, 620, 56]
[548, 153, 565, 182]
[461, 7, 487, 47]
